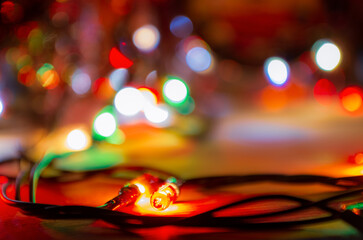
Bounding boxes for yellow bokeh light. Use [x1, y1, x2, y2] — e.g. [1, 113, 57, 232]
[341, 93, 362, 112]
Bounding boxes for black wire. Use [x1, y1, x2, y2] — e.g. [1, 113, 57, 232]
[2, 179, 363, 231]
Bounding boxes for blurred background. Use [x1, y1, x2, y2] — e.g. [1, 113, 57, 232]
[1, 0, 363, 239]
[0, 0, 363, 177]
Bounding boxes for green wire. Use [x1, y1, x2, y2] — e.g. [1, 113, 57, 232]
[32, 151, 74, 203]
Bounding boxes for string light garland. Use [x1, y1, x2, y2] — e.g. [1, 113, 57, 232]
[1, 155, 363, 232]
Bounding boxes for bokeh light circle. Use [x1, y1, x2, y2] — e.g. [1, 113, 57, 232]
[114, 87, 144, 116]
[71, 70, 91, 95]
[66, 129, 90, 151]
[132, 25, 160, 52]
[314, 41, 341, 71]
[264, 57, 290, 86]
[163, 79, 188, 103]
[144, 104, 170, 125]
[340, 86, 363, 114]
[186, 47, 212, 72]
[170, 15, 193, 38]
[109, 68, 128, 91]
[94, 112, 117, 137]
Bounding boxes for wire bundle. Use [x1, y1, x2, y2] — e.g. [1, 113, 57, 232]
[1, 153, 363, 233]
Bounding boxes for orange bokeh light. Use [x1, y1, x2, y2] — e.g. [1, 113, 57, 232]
[339, 86, 363, 114]
[355, 153, 363, 165]
[38, 69, 60, 89]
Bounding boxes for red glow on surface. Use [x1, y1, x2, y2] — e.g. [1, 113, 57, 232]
[92, 77, 115, 100]
[109, 47, 133, 69]
[339, 86, 363, 114]
[313, 79, 337, 105]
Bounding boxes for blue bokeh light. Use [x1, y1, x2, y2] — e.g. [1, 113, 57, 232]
[186, 47, 212, 72]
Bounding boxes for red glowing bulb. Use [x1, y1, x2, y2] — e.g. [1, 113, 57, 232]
[109, 47, 133, 69]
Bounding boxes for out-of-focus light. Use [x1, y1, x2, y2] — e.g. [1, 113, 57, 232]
[109, 47, 133, 69]
[71, 69, 91, 95]
[170, 15, 193, 38]
[0, 99, 4, 117]
[92, 77, 115, 100]
[340, 86, 363, 114]
[186, 47, 212, 72]
[139, 87, 158, 105]
[145, 70, 157, 86]
[109, 68, 128, 91]
[36, 63, 59, 89]
[163, 78, 188, 104]
[144, 104, 171, 126]
[264, 57, 290, 86]
[114, 87, 144, 116]
[355, 153, 363, 165]
[18, 65, 36, 86]
[175, 96, 195, 115]
[313, 79, 337, 106]
[313, 40, 341, 71]
[94, 112, 117, 137]
[65, 129, 91, 151]
[132, 25, 160, 52]
[260, 86, 288, 111]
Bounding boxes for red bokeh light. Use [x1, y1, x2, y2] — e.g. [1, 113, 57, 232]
[313, 79, 337, 106]
[109, 47, 133, 69]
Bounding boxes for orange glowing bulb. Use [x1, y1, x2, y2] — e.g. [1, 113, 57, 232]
[150, 183, 179, 211]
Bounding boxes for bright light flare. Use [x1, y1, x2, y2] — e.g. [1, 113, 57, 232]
[186, 47, 212, 72]
[132, 25, 160, 52]
[65, 129, 91, 151]
[163, 78, 188, 104]
[134, 183, 146, 194]
[94, 112, 117, 137]
[314, 40, 341, 71]
[264, 57, 290, 86]
[114, 87, 144, 116]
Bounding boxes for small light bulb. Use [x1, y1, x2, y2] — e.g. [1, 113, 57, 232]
[150, 182, 180, 210]
[103, 184, 142, 211]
